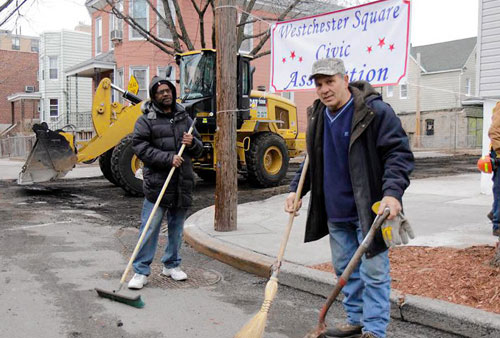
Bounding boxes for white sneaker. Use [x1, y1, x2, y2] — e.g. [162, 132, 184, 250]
[128, 273, 148, 289]
[161, 266, 187, 281]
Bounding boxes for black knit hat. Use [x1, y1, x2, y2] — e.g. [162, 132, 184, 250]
[149, 76, 176, 110]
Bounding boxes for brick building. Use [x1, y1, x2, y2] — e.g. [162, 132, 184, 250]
[0, 29, 39, 53]
[0, 45, 39, 134]
[76, 0, 326, 133]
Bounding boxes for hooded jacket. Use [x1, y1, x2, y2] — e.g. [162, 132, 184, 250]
[132, 76, 203, 208]
[289, 81, 414, 258]
[488, 101, 500, 153]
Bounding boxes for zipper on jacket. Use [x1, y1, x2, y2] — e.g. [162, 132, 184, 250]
[170, 118, 179, 151]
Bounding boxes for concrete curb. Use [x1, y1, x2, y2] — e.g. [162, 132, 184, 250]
[184, 210, 500, 338]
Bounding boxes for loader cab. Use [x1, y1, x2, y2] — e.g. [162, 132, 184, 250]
[175, 49, 252, 133]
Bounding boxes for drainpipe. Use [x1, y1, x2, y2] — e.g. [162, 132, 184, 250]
[456, 68, 465, 152]
[415, 53, 421, 148]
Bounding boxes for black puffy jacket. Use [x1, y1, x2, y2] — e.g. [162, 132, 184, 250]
[132, 79, 203, 208]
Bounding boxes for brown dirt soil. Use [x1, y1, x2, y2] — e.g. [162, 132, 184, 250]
[310, 245, 500, 314]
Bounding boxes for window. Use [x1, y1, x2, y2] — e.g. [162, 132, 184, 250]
[386, 86, 393, 97]
[400, 84, 408, 99]
[114, 68, 124, 103]
[110, 1, 123, 49]
[130, 0, 148, 39]
[49, 56, 58, 79]
[275, 106, 290, 129]
[465, 78, 471, 96]
[425, 119, 434, 136]
[49, 99, 59, 118]
[11, 37, 20, 50]
[282, 92, 294, 101]
[241, 62, 250, 96]
[238, 14, 253, 54]
[157, 0, 175, 41]
[157, 66, 175, 82]
[31, 39, 39, 52]
[95, 17, 102, 54]
[130, 66, 149, 100]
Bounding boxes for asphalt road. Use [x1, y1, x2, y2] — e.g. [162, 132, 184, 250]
[0, 175, 465, 338]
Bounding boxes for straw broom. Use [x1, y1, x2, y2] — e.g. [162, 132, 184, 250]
[235, 155, 309, 338]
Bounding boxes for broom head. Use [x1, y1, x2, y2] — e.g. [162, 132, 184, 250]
[234, 277, 278, 338]
[95, 287, 145, 308]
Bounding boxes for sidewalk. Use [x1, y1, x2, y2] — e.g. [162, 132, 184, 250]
[184, 173, 500, 338]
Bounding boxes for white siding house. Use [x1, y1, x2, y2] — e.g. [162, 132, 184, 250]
[383, 38, 480, 149]
[478, 0, 500, 193]
[39, 30, 92, 134]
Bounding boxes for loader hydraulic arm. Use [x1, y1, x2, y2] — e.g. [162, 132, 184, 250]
[110, 83, 142, 105]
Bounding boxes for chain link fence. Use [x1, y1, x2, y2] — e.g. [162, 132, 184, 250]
[0, 135, 36, 158]
[1, 111, 94, 159]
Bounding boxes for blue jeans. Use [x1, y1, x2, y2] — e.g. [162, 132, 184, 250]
[328, 220, 391, 338]
[492, 170, 500, 232]
[132, 199, 188, 276]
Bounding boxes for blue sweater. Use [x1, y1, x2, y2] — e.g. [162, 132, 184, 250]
[323, 97, 358, 222]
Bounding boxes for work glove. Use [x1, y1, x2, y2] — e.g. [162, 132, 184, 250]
[380, 212, 414, 247]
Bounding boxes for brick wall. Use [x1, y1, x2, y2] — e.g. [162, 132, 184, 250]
[0, 49, 39, 125]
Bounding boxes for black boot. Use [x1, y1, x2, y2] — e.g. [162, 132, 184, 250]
[325, 323, 363, 337]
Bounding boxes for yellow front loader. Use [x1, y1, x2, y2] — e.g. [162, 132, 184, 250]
[18, 50, 305, 195]
[18, 78, 145, 195]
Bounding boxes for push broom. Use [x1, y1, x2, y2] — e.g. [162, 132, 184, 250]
[95, 118, 197, 308]
[235, 155, 309, 338]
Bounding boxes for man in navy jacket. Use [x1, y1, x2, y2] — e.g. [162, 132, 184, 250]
[285, 58, 414, 338]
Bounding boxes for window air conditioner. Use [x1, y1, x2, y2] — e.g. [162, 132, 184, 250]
[25, 85, 35, 93]
[110, 30, 123, 41]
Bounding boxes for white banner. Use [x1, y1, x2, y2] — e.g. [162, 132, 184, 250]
[270, 0, 411, 92]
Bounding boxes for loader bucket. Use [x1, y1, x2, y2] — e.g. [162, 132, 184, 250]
[17, 123, 78, 185]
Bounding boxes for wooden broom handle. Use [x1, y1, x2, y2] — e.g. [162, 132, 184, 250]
[275, 154, 309, 268]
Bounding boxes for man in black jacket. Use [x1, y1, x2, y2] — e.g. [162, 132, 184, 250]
[285, 59, 414, 338]
[128, 76, 203, 289]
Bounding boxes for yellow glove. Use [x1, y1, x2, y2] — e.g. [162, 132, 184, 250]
[380, 212, 414, 247]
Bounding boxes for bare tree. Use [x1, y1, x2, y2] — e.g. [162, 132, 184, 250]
[0, 0, 31, 27]
[0, 0, 16, 13]
[94, 0, 356, 59]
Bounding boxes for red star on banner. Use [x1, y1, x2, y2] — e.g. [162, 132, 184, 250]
[389, 44, 395, 51]
[299, 56, 303, 62]
[290, 51, 296, 59]
[282, 57, 286, 63]
[367, 46, 372, 53]
[378, 37, 385, 48]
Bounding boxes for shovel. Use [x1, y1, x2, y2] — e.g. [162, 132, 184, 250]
[95, 118, 197, 308]
[304, 206, 390, 338]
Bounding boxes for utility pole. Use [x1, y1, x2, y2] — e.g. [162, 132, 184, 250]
[214, 0, 238, 231]
[415, 52, 421, 148]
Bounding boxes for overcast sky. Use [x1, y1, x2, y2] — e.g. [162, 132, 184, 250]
[1, 0, 479, 46]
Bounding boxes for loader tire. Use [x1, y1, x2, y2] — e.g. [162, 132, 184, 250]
[111, 135, 144, 196]
[246, 132, 289, 187]
[196, 170, 216, 182]
[99, 148, 119, 186]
